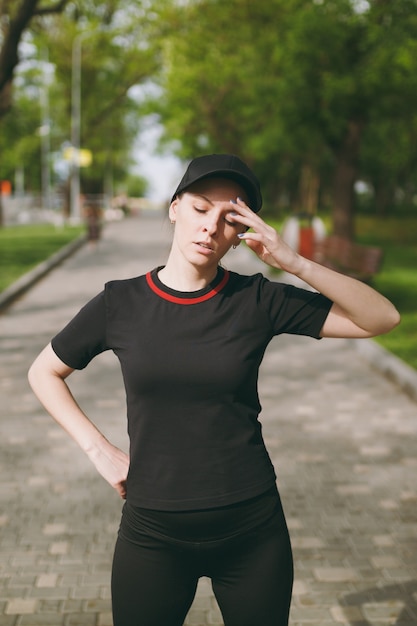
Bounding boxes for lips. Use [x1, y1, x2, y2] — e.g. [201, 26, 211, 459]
[195, 241, 214, 252]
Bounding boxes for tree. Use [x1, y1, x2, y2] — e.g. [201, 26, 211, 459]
[151, 0, 297, 206]
[0, 63, 45, 188]
[1, 1, 159, 221]
[0, 0, 69, 226]
[0, 0, 68, 118]
[37, 9, 157, 201]
[152, 0, 417, 237]
[358, 1, 417, 214]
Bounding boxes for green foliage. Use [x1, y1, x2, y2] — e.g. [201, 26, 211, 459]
[0, 0, 158, 196]
[3, 0, 417, 227]
[124, 173, 147, 197]
[0, 64, 44, 189]
[151, 0, 417, 221]
[36, 3, 159, 193]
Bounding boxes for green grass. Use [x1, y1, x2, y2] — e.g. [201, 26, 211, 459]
[356, 216, 417, 371]
[268, 214, 417, 371]
[0, 223, 84, 293]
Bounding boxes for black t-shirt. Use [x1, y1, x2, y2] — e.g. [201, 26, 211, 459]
[52, 267, 332, 510]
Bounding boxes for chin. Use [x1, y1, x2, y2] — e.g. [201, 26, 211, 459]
[190, 253, 219, 268]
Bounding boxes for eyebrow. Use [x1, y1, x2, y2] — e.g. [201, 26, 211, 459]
[192, 193, 214, 206]
[191, 193, 236, 211]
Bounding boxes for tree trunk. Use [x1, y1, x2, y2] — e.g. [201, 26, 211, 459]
[0, 0, 38, 117]
[0, 0, 69, 118]
[332, 120, 363, 240]
[298, 163, 320, 215]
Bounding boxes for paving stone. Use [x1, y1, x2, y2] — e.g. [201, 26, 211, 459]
[18, 617, 63, 626]
[373, 534, 396, 547]
[63, 615, 96, 625]
[371, 555, 403, 569]
[292, 580, 310, 596]
[330, 604, 364, 622]
[363, 599, 407, 621]
[0, 617, 17, 626]
[48, 542, 69, 556]
[83, 599, 111, 613]
[42, 524, 68, 536]
[313, 567, 361, 583]
[290, 606, 334, 622]
[60, 600, 83, 613]
[97, 614, 113, 626]
[291, 537, 326, 549]
[35, 574, 58, 588]
[29, 588, 71, 600]
[5, 599, 38, 615]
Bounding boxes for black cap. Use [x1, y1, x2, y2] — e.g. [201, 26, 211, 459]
[171, 154, 262, 213]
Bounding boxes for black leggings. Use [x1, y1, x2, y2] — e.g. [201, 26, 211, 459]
[111, 488, 293, 626]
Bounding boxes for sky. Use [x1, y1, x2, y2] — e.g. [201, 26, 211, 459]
[132, 121, 183, 202]
[129, 83, 184, 203]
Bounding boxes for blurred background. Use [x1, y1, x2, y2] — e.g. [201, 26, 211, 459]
[1, 0, 416, 367]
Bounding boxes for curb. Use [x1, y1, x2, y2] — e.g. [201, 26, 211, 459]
[351, 337, 417, 403]
[0, 234, 87, 312]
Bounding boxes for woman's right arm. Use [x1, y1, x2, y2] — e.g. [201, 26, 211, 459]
[28, 343, 129, 499]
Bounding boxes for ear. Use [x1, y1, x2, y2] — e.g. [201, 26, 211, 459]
[169, 198, 179, 222]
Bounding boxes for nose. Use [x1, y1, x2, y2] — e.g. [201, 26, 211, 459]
[202, 213, 220, 236]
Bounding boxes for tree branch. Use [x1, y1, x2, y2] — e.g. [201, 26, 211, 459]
[0, 0, 69, 116]
[34, 0, 69, 16]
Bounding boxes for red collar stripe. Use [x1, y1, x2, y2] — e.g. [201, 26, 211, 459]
[146, 270, 230, 305]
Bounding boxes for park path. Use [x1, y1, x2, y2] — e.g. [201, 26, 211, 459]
[0, 211, 416, 626]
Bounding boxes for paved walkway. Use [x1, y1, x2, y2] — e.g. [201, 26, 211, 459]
[0, 212, 416, 626]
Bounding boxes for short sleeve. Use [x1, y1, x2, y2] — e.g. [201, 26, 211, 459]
[259, 278, 333, 338]
[51, 291, 109, 369]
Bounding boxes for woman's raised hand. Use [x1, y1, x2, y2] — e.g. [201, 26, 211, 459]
[229, 198, 400, 339]
[231, 198, 304, 275]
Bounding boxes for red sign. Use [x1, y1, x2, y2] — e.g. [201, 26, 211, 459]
[0, 180, 12, 195]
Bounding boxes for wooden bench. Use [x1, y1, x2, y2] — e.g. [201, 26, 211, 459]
[313, 235, 383, 283]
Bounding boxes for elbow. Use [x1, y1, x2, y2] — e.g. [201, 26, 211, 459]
[372, 305, 401, 337]
[28, 359, 40, 391]
[28, 353, 47, 392]
[387, 306, 401, 332]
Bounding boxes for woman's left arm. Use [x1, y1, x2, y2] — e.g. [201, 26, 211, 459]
[231, 199, 401, 339]
[292, 259, 400, 338]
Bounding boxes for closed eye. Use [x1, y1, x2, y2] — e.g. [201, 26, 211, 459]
[224, 212, 240, 227]
[193, 204, 237, 227]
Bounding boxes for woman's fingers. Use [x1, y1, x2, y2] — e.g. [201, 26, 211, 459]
[87, 441, 130, 498]
[230, 198, 275, 237]
[230, 197, 302, 272]
[116, 479, 127, 500]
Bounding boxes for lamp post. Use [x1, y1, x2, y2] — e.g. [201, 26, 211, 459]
[40, 49, 51, 212]
[70, 32, 88, 222]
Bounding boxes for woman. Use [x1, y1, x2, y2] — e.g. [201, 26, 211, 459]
[28, 154, 400, 626]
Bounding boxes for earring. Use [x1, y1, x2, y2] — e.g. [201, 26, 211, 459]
[232, 244, 237, 249]
[170, 220, 175, 224]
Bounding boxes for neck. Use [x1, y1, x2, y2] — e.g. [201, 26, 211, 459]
[158, 255, 219, 292]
